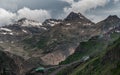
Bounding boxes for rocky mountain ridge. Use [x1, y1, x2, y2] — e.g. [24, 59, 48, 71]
[0, 12, 120, 75]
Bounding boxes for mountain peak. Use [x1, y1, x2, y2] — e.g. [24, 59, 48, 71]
[106, 15, 120, 21]
[64, 12, 86, 21]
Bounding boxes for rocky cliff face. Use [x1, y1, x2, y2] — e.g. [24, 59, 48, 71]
[0, 50, 24, 75]
[97, 15, 120, 34]
[25, 12, 99, 65]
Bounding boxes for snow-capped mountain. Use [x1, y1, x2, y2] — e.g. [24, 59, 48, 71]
[42, 19, 62, 28]
[16, 18, 42, 27]
[64, 12, 92, 23]
[0, 18, 47, 43]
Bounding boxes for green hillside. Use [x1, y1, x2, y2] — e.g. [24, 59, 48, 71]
[57, 37, 120, 75]
[60, 32, 120, 65]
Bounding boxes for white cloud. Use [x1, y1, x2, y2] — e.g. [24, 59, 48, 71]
[0, 8, 16, 25]
[59, 0, 111, 20]
[63, 0, 110, 13]
[0, 7, 51, 26]
[61, 0, 120, 22]
[17, 7, 51, 22]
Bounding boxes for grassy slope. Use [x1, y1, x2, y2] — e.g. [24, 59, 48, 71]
[59, 37, 105, 64]
[59, 32, 120, 65]
[69, 37, 120, 75]
[56, 32, 120, 75]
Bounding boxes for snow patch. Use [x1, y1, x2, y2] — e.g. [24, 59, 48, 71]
[0, 28, 12, 32]
[81, 30, 85, 33]
[79, 16, 84, 19]
[9, 32, 14, 35]
[11, 41, 14, 43]
[47, 21, 60, 26]
[0, 32, 14, 35]
[1, 32, 7, 35]
[66, 23, 71, 26]
[115, 30, 120, 33]
[41, 27, 47, 30]
[109, 27, 113, 30]
[17, 19, 42, 27]
[78, 22, 81, 24]
[83, 23, 91, 26]
[0, 41, 3, 43]
[22, 29, 28, 33]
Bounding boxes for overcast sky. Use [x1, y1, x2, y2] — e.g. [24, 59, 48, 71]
[0, 0, 120, 25]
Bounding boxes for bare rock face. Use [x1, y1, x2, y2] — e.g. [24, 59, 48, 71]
[36, 12, 98, 65]
[97, 15, 120, 33]
[0, 50, 24, 75]
[41, 47, 76, 65]
[41, 50, 66, 65]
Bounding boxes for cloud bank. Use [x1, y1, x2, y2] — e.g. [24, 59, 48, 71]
[17, 7, 51, 22]
[0, 7, 51, 26]
[0, 8, 16, 25]
[62, 0, 109, 14]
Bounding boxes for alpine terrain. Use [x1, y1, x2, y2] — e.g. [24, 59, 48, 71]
[0, 12, 120, 75]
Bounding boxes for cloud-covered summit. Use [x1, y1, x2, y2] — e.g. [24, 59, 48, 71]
[0, 0, 120, 25]
[61, 0, 120, 22]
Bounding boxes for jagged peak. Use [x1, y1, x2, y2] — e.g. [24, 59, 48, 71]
[64, 12, 86, 21]
[97, 15, 120, 24]
[108, 15, 119, 18]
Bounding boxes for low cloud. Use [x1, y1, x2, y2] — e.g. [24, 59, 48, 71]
[62, 0, 110, 15]
[0, 8, 16, 25]
[17, 7, 51, 22]
[0, 7, 51, 26]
